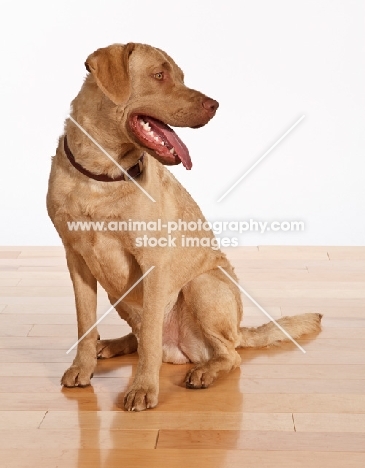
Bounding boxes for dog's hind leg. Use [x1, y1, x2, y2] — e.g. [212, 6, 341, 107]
[97, 333, 138, 359]
[185, 341, 241, 389]
[181, 269, 242, 389]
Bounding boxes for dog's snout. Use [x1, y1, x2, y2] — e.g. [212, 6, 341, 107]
[202, 98, 219, 115]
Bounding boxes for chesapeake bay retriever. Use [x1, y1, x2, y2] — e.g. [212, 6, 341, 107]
[47, 43, 322, 411]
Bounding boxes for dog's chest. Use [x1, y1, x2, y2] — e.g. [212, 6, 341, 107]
[74, 237, 143, 302]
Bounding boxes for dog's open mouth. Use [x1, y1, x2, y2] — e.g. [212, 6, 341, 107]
[129, 115, 192, 170]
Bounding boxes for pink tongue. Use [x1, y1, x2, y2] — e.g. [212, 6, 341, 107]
[145, 117, 192, 170]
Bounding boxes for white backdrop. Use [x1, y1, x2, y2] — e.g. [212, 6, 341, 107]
[0, 0, 364, 246]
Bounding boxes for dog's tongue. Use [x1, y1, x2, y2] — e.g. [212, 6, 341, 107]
[145, 117, 192, 170]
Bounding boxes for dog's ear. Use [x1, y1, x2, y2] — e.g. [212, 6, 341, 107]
[84, 43, 135, 105]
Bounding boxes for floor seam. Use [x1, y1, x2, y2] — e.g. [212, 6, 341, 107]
[292, 413, 297, 432]
[154, 430, 160, 449]
[38, 410, 49, 429]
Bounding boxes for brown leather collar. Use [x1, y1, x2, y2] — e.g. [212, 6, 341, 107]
[63, 136, 144, 182]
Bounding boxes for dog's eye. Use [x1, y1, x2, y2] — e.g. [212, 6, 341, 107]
[153, 72, 164, 80]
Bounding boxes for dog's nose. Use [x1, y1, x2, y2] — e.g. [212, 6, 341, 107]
[202, 98, 219, 115]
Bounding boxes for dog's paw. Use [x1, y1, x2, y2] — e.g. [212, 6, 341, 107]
[123, 384, 158, 411]
[185, 366, 216, 389]
[61, 364, 94, 388]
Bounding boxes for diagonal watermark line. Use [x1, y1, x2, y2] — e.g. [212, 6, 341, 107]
[68, 115, 156, 203]
[217, 115, 305, 203]
[66, 266, 155, 354]
[217, 266, 306, 353]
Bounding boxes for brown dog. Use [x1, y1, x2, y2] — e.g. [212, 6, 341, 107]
[47, 43, 322, 411]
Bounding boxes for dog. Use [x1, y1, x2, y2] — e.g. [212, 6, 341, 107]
[47, 43, 322, 411]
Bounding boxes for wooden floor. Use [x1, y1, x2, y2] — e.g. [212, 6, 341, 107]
[0, 246, 364, 467]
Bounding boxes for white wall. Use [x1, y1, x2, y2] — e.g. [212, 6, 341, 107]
[0, 0, 364, 246]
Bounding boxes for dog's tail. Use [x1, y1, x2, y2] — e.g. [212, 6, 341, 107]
[238, 313, 323, 348]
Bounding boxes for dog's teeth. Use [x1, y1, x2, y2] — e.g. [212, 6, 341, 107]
[139, 120, 150, 131]
[161, 141, 165, 146]
[154, 136, 159, 141]
[169, 147, 175, 154]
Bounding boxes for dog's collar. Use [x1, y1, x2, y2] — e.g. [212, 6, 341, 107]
[63, 136, 144, 182]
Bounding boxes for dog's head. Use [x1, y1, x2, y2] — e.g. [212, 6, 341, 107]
[84, 43, 219, 170]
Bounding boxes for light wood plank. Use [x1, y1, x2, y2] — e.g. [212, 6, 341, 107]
[28, 323, 132, 337]
[0, 429, 158, 450]
[0, 251, 21, 258]
[318, 317, 365, 328]
[0, 278, 21, 286]
[225, 246, 331, 260]
[18, 266, 68, 272]
[327, 247, 365, 260]
[17, 278, 73, 287]
[18, 250, 66, 258]
[257, 246, 330, 260]
[236, 268, 311, 280]
[294, 413, 365, 432]
[0, 297, 75, 305]
[157, 429, 365, 451]
[229, 259, 316, 269]
[241, 281, 365, 289]
[0, 449, 364, 468]
[40, 410, 293, 431]
[298, 339, 365, 351]
[301, 326, 365, 339]
[0, 312, 122, 325]
[281, 306, 365, 317]
[1, 376, 363, 395]
[0, 247, 62, 252]
[0, 245, 364, 465]
[0, 411, 46, 429]
[0, 289, 109, 305]
[0, 304, 77, 315]
[0, 257, 67, 267]
[306, 260, 365, 271]
[306, 270, 365, 281]
[156, 393, 365, 414]
[0, 323, 33, 337]
[247, 297, 365, 308]
[243, 288, 365, 299]
[235, 363, 365, 380]
[0, 287, 75, 297]
[0, 271, 69, 279]
[0, 391, 364, 413]
[220, 246, 260, 260]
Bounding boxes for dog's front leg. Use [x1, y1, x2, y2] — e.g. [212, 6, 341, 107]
[124, 265, 166, 411]
[61, 246, 98, 387]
